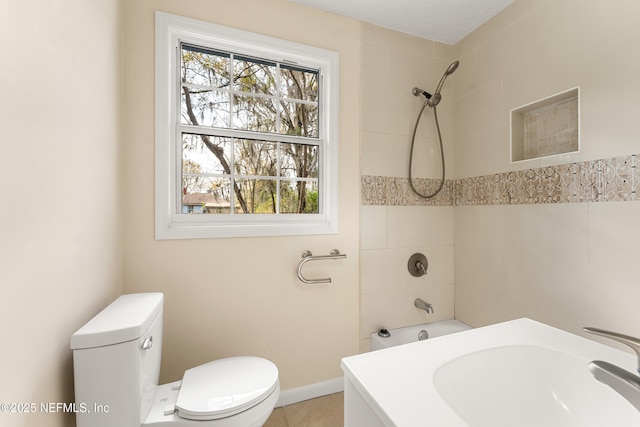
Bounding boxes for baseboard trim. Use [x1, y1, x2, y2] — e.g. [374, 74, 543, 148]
[276, 376, 344, 407]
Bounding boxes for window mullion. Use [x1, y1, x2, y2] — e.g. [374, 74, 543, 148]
[229, 53, 235, 131]
[177, 124, 320, 146]
[230, 137, 236, 214]
[275, 64, 282, 215]
[275, 63, 282, 137]
[276, 142, 281, 214]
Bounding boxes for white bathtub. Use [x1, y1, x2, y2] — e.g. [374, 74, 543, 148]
[370, 319, 472, 351]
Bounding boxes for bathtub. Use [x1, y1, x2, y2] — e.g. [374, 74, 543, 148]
[343, 318, 640, 426]
[370, 319, 472, 351]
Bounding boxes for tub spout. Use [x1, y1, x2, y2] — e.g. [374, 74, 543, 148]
[414, 298, 433, 314]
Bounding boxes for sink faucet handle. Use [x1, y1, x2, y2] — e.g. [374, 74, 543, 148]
[584, 327, 640, 374]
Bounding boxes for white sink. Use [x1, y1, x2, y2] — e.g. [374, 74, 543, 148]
[342, 318, 640, 427]
[434, 345, 637, 427]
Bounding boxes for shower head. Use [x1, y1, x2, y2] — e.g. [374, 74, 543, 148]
[432, 60, 459, 102]
[412, 60, 459, 107]
[445, 60, 459, 76]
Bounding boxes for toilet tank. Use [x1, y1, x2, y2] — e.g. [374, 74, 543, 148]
[71, 293, 164, 427]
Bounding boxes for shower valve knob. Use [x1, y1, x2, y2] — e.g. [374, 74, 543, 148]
[408, 253, 428, 277]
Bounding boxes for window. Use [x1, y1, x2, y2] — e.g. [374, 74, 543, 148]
[155, 12, 339, 239]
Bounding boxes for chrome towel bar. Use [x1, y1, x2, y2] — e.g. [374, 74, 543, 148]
[297, 249, 347, 284]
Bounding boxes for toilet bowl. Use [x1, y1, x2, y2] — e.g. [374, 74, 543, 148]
[71, 293, 279, 427]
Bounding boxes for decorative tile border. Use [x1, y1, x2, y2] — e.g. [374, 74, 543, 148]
[361, 176, 455, 206]
[362, 154, 639, 207]
[456, 154, 638, 206]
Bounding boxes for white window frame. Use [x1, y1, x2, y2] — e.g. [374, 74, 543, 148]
[155, 11, 339, 239]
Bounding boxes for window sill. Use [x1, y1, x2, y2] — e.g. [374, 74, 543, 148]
[155, 215, 338, 240]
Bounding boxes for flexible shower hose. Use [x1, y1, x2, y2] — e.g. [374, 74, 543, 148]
[409, 102, 445, 199]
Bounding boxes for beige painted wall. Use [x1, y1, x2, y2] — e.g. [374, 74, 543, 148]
[0, 1, 124, 426]
[359, 24, 456, 352]
[453, 0, 640, 341]
[122, 0, 361, 390]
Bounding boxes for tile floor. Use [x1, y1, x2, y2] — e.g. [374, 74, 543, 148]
[264, 392, 344, 427]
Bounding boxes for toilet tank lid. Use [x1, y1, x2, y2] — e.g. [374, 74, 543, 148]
[71, 293, 164, 350]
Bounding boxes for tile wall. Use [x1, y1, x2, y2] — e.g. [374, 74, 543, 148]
[361, 152, 640, 348]
[361, 0, 640, 353]
[359, 24, 456, 353]
[452, 0, 640, 337]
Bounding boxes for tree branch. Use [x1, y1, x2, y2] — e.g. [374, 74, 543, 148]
[182, 85, 249, 213]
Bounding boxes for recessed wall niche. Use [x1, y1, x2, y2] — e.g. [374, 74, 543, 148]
[511, 87, 580, 162]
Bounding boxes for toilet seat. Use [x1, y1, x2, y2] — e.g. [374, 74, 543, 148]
[175, 356, 279, 421]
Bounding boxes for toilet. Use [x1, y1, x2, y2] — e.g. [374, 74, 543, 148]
[70, 293, 279, 427]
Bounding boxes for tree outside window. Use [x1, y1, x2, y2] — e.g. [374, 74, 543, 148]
[180, 45, 320, 215]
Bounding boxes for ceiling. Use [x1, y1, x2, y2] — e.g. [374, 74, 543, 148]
[289, 0, 514, 45]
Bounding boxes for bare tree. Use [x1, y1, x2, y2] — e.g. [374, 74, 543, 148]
[181, 46, 319, 214]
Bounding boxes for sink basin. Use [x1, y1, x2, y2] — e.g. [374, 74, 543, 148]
[342, 318, 640, 427]
[434, 345, 638, 426]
